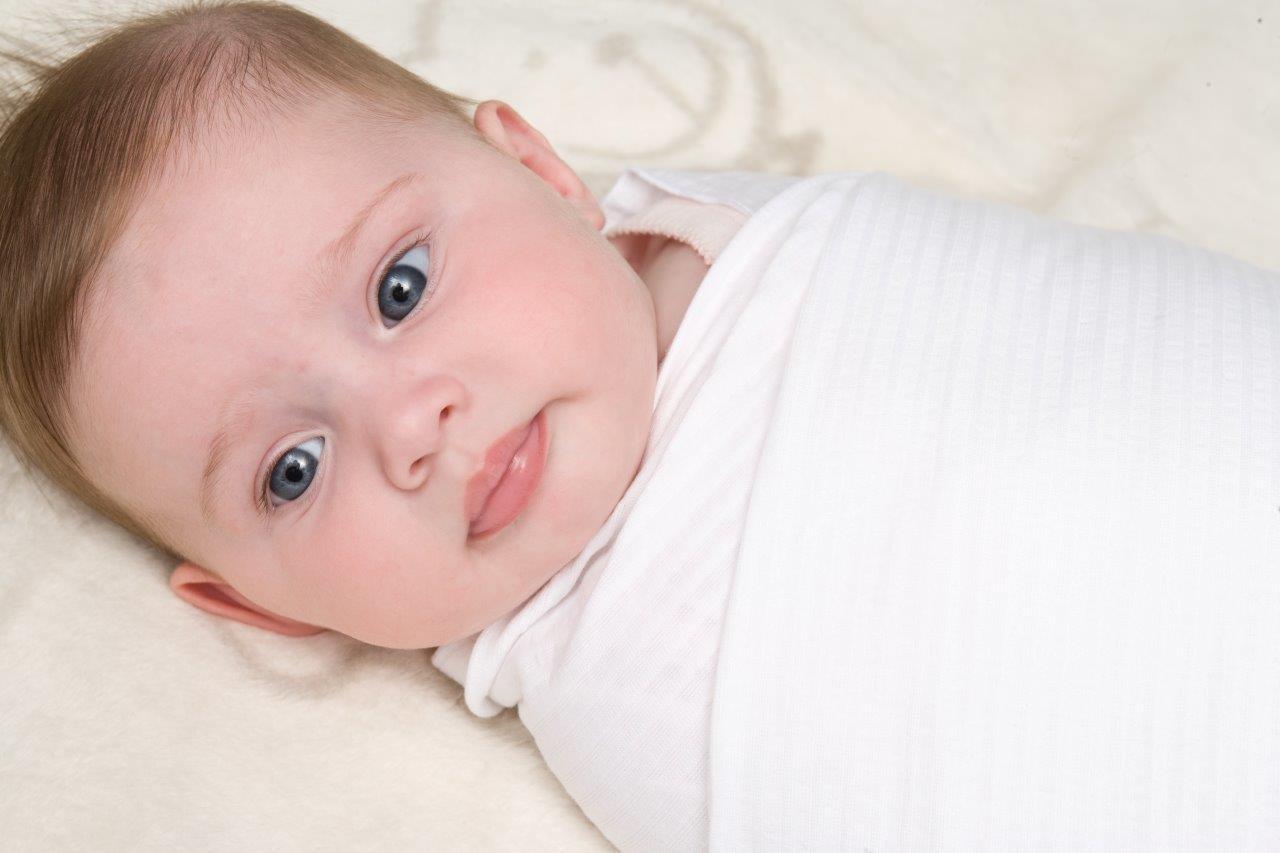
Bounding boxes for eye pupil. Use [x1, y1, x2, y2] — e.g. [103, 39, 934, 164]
[285, 463, 302, 482]
[392, 283, 409, 302]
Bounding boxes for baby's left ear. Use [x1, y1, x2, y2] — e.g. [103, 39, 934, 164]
[169, 562, 326, 638]
[472, 99, 605, 231]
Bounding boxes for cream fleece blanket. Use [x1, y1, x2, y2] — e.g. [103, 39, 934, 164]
[2, 1, 1279, 850]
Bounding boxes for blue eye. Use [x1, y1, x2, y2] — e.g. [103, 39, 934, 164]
[265, 436, 324, 508]
[377, 245, 430, 325]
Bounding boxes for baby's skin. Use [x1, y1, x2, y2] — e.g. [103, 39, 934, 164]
[66, 95, 706, 649]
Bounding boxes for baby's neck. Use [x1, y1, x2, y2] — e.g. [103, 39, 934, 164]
[609, 232, 708, 366]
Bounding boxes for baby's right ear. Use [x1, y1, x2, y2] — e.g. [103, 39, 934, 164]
[169, 562, 325, 638]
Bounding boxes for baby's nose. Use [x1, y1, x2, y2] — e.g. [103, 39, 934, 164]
[372, 374, 470, 491]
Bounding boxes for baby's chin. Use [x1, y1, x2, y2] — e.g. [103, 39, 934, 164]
[452, 459, 638, 642]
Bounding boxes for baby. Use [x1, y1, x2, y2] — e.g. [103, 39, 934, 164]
[3, 2, 1279, 851]
[2, 1, 685, 650]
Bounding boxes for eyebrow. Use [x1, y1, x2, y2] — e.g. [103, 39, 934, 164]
[200, 386, 262, 526]
[199, 171, 420, 526]
[301, 171, 422, 318]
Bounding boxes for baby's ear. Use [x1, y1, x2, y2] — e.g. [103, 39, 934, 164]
[169, 562, 325, 638]
[472, 99, 605, 231]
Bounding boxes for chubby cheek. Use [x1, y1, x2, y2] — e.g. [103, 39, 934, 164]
[459, 213, 600, 326]
[285, 498, 469, 644]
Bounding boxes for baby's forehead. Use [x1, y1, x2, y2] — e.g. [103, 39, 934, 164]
[82, 112, 457, 384]
[84, 95, 481, 366]
[124, 93, 425, 220]
[111, 123, 407, 272]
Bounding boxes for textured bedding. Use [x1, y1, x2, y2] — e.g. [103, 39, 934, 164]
[3, 1, 1279, 850]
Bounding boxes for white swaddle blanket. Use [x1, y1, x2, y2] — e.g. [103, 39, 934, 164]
[434, 168, 1280, 850]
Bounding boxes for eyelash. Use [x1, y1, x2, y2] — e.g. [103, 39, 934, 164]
[254, 227, 436, 518]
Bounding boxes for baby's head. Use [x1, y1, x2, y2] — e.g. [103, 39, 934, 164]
[0, 1, 659, 648]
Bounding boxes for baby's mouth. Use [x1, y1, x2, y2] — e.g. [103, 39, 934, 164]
[464, 408, 548, 539]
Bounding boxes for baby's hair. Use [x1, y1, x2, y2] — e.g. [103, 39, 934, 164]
[0, 1, 477, 560]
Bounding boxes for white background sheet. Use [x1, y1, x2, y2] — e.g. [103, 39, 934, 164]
[2, 1, 1278, 849]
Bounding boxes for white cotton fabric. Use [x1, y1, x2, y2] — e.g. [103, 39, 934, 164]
[432, 167, 794, 851]
[434, 166, 1280, 851]
[700, 172, 1280, 850]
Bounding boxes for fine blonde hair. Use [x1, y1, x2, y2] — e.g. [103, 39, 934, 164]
[0, 0, 477, 560]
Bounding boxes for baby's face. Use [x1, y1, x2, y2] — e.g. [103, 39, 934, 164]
[68, 96, 658, 648]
